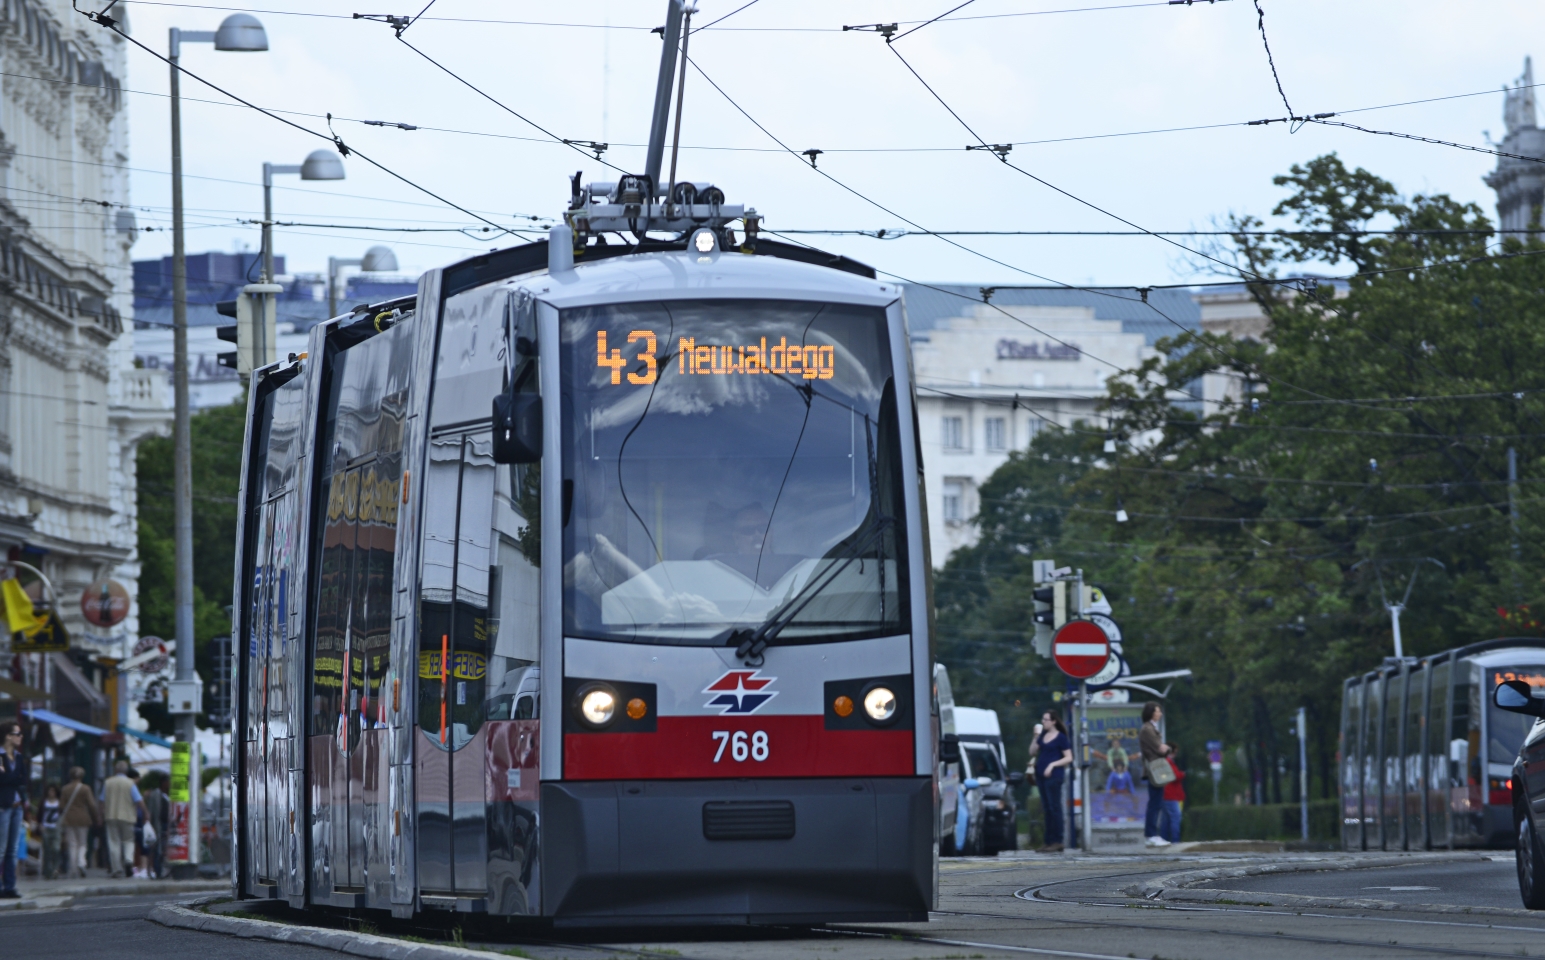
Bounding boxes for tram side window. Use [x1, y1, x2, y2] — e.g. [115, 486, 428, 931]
[1427, 661, 1449, 790]
[360, 457, 398, 728]
[418, 438, 462, 745]
[311, 470, 352, 735]
[1342, 687, 1360, 807]
[1451, 680, 1475, 789]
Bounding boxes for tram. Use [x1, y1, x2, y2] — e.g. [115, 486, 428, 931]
[231, 12, 939, 916]
[1340, 637, 1545, 850]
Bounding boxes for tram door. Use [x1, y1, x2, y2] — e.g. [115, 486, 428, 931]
[312, 457, 400, 893]
[416, 432, 497, 898]
[246, 494, 293, 885]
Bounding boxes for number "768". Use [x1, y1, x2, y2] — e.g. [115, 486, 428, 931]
[711, 730, 770, 763]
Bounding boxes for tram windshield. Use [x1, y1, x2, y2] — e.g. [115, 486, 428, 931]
[1489, 667, 1545, 763]
[560, 298, 907, 644]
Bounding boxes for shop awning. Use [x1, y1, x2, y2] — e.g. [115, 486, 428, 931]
[119, 725, 174, 748]
[21, 708, 108, 737]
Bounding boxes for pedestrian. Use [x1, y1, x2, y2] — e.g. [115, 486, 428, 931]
[39, 783, 61, 880]
[0, 721, 27, 898]
[58, 766, 99, 878]
[101, 760, 146, 879]
[1027, 707, 1073, 853]
[1161, 743, 1186, 844]
[128, 769, 149, 879]
[140, 772, 167, 880]
[1139, 701, 1173, 848]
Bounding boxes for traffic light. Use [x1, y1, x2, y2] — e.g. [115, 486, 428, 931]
[214, 283, 283, 378]
[1032, 580, 1065, 658]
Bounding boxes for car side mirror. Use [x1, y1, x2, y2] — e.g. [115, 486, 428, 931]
[939, 733, 961, 764]
[1007, 770, 1025, 786]
[1494, 679, 1545, 718]
[492, 393, 542, 464]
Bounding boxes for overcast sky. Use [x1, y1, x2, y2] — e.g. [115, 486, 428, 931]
[118, 0, 1543, 289]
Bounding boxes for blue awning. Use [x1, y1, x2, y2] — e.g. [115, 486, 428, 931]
[22, 708, 109, 737]
[119, 725, 174, 748]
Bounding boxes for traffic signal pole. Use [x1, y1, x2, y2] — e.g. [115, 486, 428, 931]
[1076, 569, 1092, 854]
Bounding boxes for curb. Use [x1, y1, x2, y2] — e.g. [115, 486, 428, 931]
[148, 897, 506, 960]
[3, 879, 228, 912]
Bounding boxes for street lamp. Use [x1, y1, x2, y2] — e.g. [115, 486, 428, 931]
[329, 245, 399, 317]
[166, 12, 268, 859]
[262, 150, 345, 283]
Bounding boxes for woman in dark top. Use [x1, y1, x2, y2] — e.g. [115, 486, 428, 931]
[1027, 708, 1073, 852]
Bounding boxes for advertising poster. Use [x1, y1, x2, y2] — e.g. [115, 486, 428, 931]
[1086, 704, 1149, 825]
[166, 741, 192, 863]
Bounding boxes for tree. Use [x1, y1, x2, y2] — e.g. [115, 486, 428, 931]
[937, 154, 1545, 803]
[136, 398, 247, 733]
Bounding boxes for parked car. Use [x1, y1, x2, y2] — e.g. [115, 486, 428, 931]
[955, 706, 1023, 854]
[1491, 677, 1545, 907]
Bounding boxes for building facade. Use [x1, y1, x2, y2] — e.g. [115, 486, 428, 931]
[0, 0, 165, 714]
[902, 285, 1199, 562]
[1485, 58, 1545, 232]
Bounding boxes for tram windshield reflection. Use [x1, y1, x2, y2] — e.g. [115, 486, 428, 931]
[560, 298, 908, 644]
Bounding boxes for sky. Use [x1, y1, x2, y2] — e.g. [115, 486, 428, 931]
[117, 0, 1545, 288]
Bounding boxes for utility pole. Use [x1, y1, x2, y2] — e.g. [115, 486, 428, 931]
[166, 13, 269, 879]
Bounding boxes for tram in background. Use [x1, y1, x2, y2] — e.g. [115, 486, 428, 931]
[1340, 638, 1545, 850]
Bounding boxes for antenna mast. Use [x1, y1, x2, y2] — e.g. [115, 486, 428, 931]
[644, 0, 686, 198]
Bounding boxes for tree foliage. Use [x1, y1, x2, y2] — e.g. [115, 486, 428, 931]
[136, 398, 246, 733]
[937, 155, 1545, 803]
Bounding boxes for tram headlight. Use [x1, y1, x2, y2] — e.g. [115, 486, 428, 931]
[577, 684, 618, 728]
[863, 685, 897, 724]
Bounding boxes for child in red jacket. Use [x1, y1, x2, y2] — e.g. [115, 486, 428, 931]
[1161, 743, 1185, 844]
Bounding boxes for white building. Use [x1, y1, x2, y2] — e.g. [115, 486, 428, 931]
[0, 0, 166, 702]
[901, 285, 1199, 563]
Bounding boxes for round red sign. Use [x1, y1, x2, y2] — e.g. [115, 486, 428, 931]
[80, 579, 129, 628]
[1051, 620, 1112, 679]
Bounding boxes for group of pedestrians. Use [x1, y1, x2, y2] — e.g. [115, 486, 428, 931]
[0, 721, 171, 898]
[1026, 701, 1187, 852]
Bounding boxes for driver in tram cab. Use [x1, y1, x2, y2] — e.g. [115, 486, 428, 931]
[697, 503, 804, 590]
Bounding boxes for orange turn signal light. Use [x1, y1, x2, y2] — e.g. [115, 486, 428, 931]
[834, 695, 854, 718]
[627, 697, 648, 720]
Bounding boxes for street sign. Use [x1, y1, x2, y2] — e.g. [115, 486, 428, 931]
[1087, 650, 1124, 687]
[1206, 739, 1224, 775]
[1087, 612, 1124, 653]
[1051, 620, 1111, 679]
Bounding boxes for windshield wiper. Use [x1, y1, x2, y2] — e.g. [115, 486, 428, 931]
[716, 515, 895, 666]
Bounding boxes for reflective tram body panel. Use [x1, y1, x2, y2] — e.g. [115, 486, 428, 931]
[1339, 639, 1545, 850]
[233, 243, 937, 923]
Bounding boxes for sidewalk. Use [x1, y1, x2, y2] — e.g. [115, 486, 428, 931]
[3, 867, 228, 911]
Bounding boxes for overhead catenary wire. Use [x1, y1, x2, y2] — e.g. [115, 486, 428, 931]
[126, 0, 1235, 31]
[76, 7, 530, 243]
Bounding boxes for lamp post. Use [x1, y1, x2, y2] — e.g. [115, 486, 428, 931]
[262, 151, 346, 282]
[328, 245, 399, 317]
[168, 14, 267, 876]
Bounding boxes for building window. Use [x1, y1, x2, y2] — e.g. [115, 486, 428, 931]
[942, 416, 965, 452]
[1025, 417, 1042, 446]
[984, 417, 1006, 452]
[942, 480, 964, 523]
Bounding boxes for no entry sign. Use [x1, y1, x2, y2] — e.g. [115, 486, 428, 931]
[1052, 620, 1111, 679]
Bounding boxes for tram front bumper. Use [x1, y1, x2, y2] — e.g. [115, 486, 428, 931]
[541, 776, 933, 925]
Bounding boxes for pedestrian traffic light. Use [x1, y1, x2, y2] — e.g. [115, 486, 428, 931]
[1032, 580, 1065, 658]
[214, 282, 282, 378]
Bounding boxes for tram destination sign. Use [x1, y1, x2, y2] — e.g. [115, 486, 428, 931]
[1052, 620, 1111, 680]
